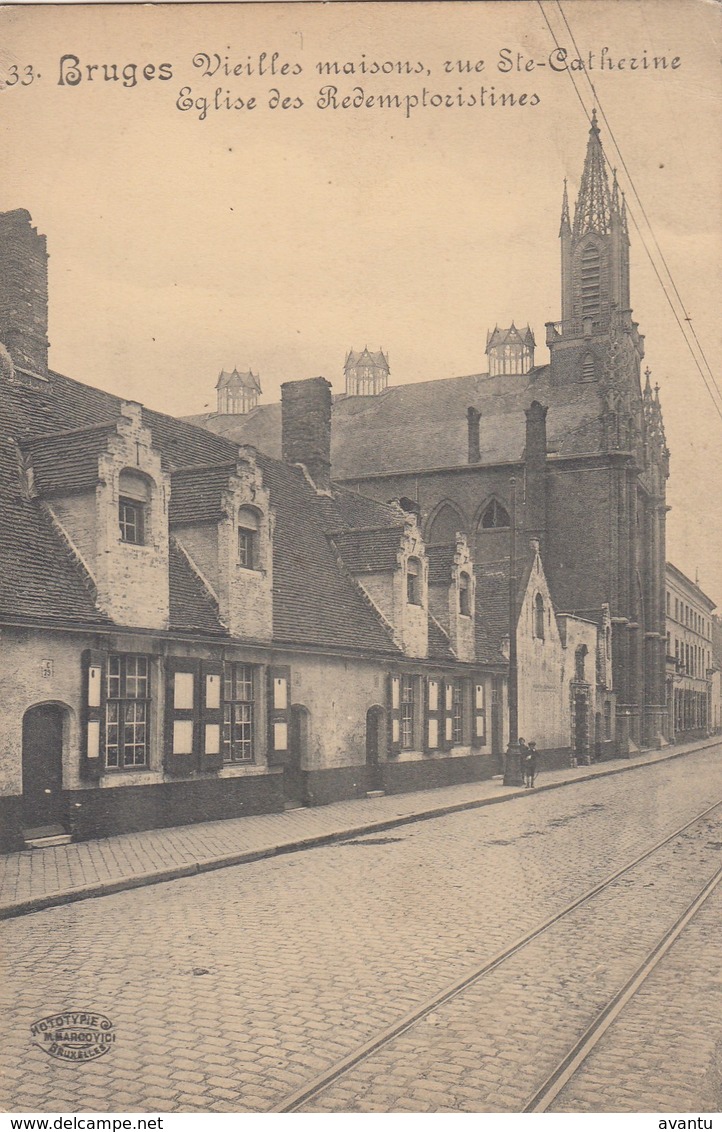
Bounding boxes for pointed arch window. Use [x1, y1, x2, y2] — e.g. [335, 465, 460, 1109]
[581, 243, 601, 319]
[534, 593, 545, 640]
[575, 644, 588, 682]
[481, 499, 510, 529]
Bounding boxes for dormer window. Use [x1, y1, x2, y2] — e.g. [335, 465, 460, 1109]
[238, 507, 260, 569]
[406, 557, 421, 605]
[118, 469, 152, 546]
[459, 572, 471, 617]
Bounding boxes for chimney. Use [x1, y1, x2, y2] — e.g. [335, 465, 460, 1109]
[281, 376, 333, 493]
[524, 400, 548, 544]
[0, 209, 49, 378]
[467, 407, 481, 464]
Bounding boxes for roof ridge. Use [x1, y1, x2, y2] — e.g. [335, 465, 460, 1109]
[170, 460, 239, 477]
[20, 420, 119, 446]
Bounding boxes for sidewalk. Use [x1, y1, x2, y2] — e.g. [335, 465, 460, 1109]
[1, 737, 718, 919]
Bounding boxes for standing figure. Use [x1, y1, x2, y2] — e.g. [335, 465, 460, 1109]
[525, 742, 537, 788]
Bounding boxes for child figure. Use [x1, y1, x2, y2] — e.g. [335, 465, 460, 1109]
[525, 742, 537, 788]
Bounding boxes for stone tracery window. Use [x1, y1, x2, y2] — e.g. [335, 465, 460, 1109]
[481, 499, 510, 529]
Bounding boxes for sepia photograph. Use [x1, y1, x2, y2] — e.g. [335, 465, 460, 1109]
[0, 0, 720, 1121]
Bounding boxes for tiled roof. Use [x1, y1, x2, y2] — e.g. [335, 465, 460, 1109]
[169, 463, 237, 525]
[427, 544, 457, 586]
[168, 538, 225, 635]
[20, 423, 118, 497]
[329, 527, 404, 574]
[254, 453, 400, 654]
[428, 616, 456, 662]
[0, 369, 400, 654]
[474, 562, 510, 664]
[0, 439, 110, 627]
[205, 366, 605, 477]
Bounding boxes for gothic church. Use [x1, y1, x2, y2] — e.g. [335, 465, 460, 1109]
[204, 115, 670, 750]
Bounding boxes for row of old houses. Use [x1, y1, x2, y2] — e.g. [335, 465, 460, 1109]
[0, 115, 718, 852]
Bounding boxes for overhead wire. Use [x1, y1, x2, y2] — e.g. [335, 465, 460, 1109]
[555, 0, 722, 406]
[536, 0, 722, 423]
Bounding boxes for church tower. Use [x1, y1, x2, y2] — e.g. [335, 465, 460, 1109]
[544, 112, 668, 749]
[548, 110, 642, 392]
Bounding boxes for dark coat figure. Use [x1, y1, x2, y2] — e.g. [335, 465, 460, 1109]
[524, 744, 537, 788]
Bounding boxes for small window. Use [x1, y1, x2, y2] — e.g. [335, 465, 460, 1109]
[238, 507, 260, 569]
[407, 557, 422, 605]
[459, 573, 471, 617]
[481, 499, 510, 529]
[534, 593, 545, 640]
[575, 644, 588, 682]
[119, 497, 144, 545]
[400, 676, 415, 749]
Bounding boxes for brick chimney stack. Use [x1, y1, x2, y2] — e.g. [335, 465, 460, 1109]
[0, 209, 49, 379]
[281, 376, 333, 493]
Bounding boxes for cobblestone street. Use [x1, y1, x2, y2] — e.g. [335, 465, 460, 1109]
[2, 744, 721, 1114]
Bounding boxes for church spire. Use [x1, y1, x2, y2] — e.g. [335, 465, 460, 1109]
[560, 178, 571, 236]
[573, 109, 613, 238]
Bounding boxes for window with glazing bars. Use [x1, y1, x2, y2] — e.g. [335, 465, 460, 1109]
[223, 664, 255, 762]
[119, 498, 144, 545]
[452, 682, 463, 743]
[400, 676, 415, 749]
[106, 654, 150, 768]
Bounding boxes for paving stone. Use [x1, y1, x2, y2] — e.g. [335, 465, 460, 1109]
[1, 743, 721, 1114]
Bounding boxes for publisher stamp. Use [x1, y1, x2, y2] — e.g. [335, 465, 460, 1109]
[31, 1012, 115, 1063]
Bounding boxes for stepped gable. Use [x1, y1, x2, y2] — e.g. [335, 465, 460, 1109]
[220, 366, 603, 477]
[0, 366, 400, 653]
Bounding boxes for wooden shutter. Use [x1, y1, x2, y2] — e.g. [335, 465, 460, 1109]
[474, 678, 487, 746]
[165, 657, 200, 776]
[387, 673, 401, 756]
[201, 660, 224, 772]
[80, 649, 105, 780]
[267, 665, 291, 765]
[425, 676, 441, 753]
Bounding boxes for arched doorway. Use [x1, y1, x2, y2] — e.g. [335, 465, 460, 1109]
[22, 704, 66, 831]
[286, 705, 309, 808]
[365, 706, 386, 793]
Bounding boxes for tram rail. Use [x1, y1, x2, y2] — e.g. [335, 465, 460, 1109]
[270, 795, 722, 1113]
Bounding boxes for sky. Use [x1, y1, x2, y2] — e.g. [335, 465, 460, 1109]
[2, 0, 721, 604]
